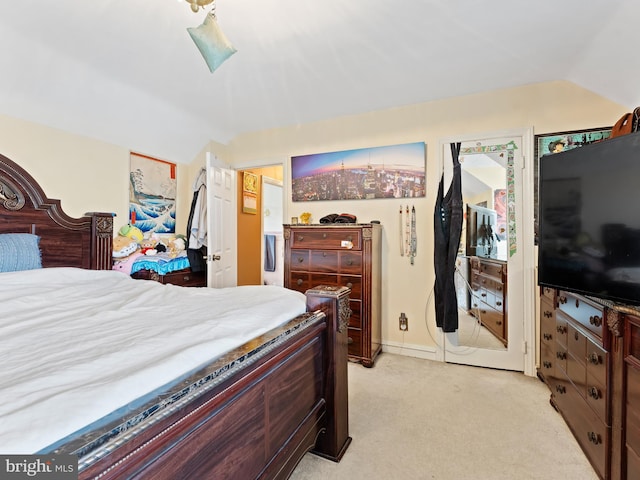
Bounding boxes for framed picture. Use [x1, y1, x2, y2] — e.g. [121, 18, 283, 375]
[533, 127, 612, 242]
[129, 152, 177, 233]
[242, 192, 257, 214]
[243, 171, 258, 194]
[291, 142, 426, 201]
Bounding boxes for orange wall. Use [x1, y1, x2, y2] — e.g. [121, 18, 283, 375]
[237, 166, 283, 285]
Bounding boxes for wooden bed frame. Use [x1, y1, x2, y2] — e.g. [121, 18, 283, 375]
[0, 153, 351, 479]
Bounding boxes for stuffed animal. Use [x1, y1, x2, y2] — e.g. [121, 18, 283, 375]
[112, 235, 139, 259]
[139, 237, 158, 256]
[118, 224, 144, 243]
[112, 251, 144, 275]
[168, 236, 187, 257]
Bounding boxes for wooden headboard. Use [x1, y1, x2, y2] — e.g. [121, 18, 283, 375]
[0, 153, 113, 269]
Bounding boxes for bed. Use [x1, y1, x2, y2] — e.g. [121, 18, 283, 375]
[0, 153, 351, 479]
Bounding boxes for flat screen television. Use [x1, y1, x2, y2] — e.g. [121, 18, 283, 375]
[538, 131, 640, 306]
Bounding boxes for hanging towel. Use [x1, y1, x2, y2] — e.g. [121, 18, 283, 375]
[264, 234, 276, 272]
[186, 168, 208, 273]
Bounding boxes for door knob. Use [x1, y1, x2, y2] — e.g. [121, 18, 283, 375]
[211, 254, 221, 261]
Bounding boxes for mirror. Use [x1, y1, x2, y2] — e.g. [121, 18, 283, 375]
[454, 149, 508, 350]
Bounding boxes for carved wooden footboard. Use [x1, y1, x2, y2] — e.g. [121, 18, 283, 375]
[79, 287, 351, 480]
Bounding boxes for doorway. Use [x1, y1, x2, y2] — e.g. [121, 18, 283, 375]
[434, 129, 536, 375]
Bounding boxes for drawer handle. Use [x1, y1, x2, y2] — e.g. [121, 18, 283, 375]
[496, 285, 502, 291]
[588, 352, 603, 365]
[544, 311, 552, 318]
[183, 275, 190, 281]
[587, 432, 602, 445]
[496, 321, 502, 326]
[297, 279, 303, 286]
[590, 315, 602, 327]
[347, 337, 353, 345]
[556, 325, 567, 334]
[543, 361, 552, 368]
[297, 235, 304, 241]
[346, 282, 353, 289]
[482, 279, 487, 284]
[574, 331, 579, 341]
[576, 298, 580, 308]
[481, 293, 487, 297]
[480, 309, 487, 314]
[543, 333, 552, 341]
[496, 301, 502, 306]
[323, 252, 327, 257]
[555, 385, 566, 394]
[348, 260, 354, 265]
[588, 386, 601, 400]
[297, 257, 304, 263]
[323, 233, 327, 238]
[556, 351, 566, 360]
[347, 235, 353, 242]
[559, 295, 567, 304]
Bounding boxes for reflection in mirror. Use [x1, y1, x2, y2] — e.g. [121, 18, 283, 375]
[454, 150, 508, 350]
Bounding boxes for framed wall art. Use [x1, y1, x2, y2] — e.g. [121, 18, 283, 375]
[242, 171, 258, 214]
[291, 142, 426, 202]
[129, 152, 177, 233]
[533, 126, 612, 242]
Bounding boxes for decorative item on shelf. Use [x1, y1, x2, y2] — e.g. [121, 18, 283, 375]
[185, 0, 237, 73]
[299, 212, 312, 224]
[291, 217, 298, 224]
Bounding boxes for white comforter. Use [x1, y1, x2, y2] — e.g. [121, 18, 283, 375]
[0, 268, 307, 454]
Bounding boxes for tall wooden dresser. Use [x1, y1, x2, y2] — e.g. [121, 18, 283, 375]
[469, 256, 508, 345]
[283, 223, 382, 367]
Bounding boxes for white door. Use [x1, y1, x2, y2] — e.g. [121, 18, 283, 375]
[206, 153, 237, 288]
[435, 129, 536, 375]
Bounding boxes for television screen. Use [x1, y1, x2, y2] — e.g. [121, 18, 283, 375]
[538, 131, 640, 306]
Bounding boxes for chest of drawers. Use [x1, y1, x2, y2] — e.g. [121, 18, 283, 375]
[470, 257, 507, 345]
[283, 224, 382, 367]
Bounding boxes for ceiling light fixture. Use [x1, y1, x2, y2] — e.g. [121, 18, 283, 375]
[185, 0, 215, 13]
[185, 0, 237, 73]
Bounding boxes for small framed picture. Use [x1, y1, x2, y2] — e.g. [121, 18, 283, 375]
[291, 217, 298, 224]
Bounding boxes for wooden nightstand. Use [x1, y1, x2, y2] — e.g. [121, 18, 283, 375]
[131, 268, 206, 287]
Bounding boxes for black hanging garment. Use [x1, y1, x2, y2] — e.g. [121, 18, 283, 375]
[186, 168, 208, 273]
[433, 142, 464, 332]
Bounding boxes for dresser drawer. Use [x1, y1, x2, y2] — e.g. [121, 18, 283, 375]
[626, 364, 640, 455]
[310, 273, 362, 299]
[540, 296, 556, 344]
[290, 228, 362, 250]
[541, 286, 556, 302]
[555, 312, 569, 349]
[586, 371, 606, 424]
[339, 251, 362, 274]
[347, 328, 362, 358]
[131, 268, 206, 287]
[586, 338, 607, 388]
[288, 272, 311, 293]
[289, 250, 310, 270]
[557, 290, 604, 339]
[310, 250, 338, 272]
[349, 300, 362, 328]
[539, 341, 555, 380]
[478, 261, 504, 279]
[478, 306, 505, 339]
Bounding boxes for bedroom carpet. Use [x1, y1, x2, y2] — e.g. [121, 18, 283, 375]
[289, 353, 598, 480]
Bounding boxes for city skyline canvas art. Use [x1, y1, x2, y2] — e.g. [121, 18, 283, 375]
[291, 142, 426, 202]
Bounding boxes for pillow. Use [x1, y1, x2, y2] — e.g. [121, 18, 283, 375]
[187, 11, 237, 73]
[0, 233, 42, 272]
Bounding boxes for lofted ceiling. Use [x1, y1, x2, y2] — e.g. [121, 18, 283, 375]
[0, 0, 637, 163]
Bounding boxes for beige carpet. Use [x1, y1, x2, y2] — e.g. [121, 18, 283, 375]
[290, 353, 598, 480]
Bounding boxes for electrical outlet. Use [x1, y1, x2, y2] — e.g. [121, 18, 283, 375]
[399, 313, 408, 331]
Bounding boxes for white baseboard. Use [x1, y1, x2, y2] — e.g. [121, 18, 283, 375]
[382, 341, 438, 361]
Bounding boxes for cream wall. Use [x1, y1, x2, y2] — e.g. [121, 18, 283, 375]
[0, 114, 192, 236]
[220, 81, 626, 354]
[0, 81, 627, 355]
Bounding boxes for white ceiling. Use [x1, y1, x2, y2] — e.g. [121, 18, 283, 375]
[0, 0, 636, 163]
